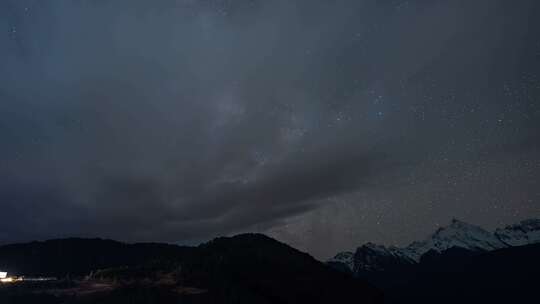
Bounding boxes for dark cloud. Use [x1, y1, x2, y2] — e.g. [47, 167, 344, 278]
[0, 0, 395, 243]
[1, 0, 539, 257]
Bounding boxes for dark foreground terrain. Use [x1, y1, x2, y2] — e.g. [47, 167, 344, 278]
[2, 234, 538, 304]
[0, 234, 381, 304]
[346, 244, 540, 304]
[327, 219, 540, 303]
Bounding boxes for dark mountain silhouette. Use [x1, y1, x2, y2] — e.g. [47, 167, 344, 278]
[334, 242, 540, 304]
[0, 234, 381, 304]
[385, 243, 540, 304]
[0, 238, 187, 277]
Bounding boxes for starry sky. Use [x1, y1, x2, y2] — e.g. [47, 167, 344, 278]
[1, 0, 539, 259]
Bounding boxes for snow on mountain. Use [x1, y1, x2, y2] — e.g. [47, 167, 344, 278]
[329, 218, 540, 273]
[402, 219, 507, 261]
[495, 219, 540, 246]
[352, 243, 415, 272]
[328, 251, 354, 271]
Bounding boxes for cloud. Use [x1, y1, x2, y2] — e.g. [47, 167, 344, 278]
[1, 0, 539, 247]
[0, 0, 397, 243]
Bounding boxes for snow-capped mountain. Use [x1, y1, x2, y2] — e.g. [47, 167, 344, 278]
[327, 251, 354, 271]
[351, 242, 416, 273]
[402, 219, 507, 261]
[495, 219, 540, 246]
[330, 219, 540, 273]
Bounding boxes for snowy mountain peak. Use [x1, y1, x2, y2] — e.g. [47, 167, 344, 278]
[328, 251, 354, 271]
[405, 220, 507, 260]
[495, 219, 540, 246]
[329, 218, 540, 273]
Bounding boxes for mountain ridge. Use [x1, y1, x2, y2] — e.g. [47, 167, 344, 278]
[329, 218, 540, 273]
[0, 233, 382, 304]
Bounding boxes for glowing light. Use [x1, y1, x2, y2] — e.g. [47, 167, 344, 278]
[0, 272, 7, 279]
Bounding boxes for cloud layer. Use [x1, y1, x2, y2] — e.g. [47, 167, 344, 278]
[1, 0, 539, 252]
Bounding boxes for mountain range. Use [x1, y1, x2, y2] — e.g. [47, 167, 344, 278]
[0, 219, 538, 303]
[328, 218, 540, 304]
[328, 218, 540, 274]
[0, 234, 381, 304]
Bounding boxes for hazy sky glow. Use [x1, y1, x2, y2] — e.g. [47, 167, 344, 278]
[1, 0, 539, 258]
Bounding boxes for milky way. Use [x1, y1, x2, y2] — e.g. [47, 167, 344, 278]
[1, 0, 539, 259]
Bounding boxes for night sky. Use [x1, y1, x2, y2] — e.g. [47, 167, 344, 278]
[1, 0, 539, 259]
